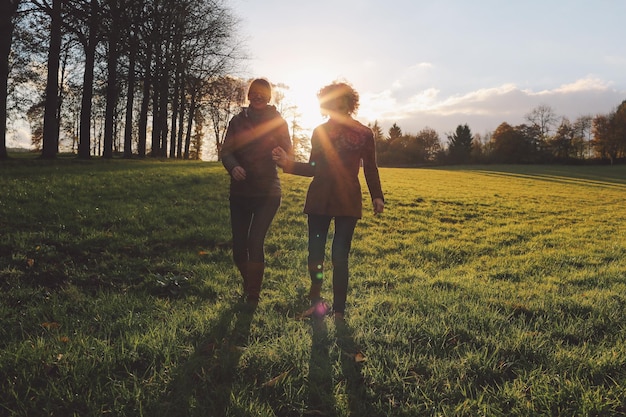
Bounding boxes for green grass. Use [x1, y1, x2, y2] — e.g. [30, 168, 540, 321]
[1, 159, 626, 416]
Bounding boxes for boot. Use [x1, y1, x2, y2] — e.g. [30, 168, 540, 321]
[309, 281, 322, 303]
[235, 260, 248, 296]
[308, 261, 323, 303]
[246, 261, 265, 305]
[301, 281, 330, 319]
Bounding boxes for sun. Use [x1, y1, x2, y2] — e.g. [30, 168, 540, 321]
[274, 70, 333, 136]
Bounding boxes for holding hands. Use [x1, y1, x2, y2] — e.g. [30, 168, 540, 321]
[272, 146, 288, 167]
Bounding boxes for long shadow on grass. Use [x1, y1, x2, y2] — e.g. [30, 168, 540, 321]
[335, 319, 382, 417]
[307, 318, 335, 414]
[307, 317, 378, 417]
[150, 303, 256, 416]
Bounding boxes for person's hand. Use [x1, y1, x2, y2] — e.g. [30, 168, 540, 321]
[373, 198, 384, 215]
[272, 146, 287, 167]
[231, 166, 246, 181]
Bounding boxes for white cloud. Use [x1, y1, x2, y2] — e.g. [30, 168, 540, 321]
[404, 88, 440, 110]
[543, 77, 611, 95]
[359, 90, 399, 121]
[357, 77, 625, 136]
[409, 62, 434, 71]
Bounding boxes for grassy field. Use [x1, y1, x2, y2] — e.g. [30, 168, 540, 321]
[1, 159, 626, 416]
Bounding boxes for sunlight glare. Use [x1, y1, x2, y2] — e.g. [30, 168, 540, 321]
[277, 70, 333, 135]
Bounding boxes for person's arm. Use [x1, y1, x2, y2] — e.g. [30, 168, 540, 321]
[221, 119, 246, 181]
[362, 131, 384, 214]
[277, 118, 294, 160]
[273, 128, 320, 177]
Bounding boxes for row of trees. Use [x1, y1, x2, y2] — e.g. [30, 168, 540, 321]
[370, 102, 626, 166]
[2, 0, 625, 164]
[2, 0, 246, 160]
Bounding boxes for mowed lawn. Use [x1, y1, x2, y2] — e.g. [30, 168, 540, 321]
[1, 159, 626, 416]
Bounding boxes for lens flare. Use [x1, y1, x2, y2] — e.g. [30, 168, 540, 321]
[313, 300, 330, 318]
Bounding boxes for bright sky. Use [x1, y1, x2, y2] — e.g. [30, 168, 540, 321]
[230, 0, 626, 138]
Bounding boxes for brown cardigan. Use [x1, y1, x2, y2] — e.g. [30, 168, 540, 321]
[221, 106, 292, 198]
[284, 118, 384, 218]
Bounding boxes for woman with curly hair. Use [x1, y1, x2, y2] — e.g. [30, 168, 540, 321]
[272, 81, 384, 319]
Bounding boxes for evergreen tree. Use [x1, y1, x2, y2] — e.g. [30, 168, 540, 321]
[388, 122, 402, 141]
[447, 123, 473, 164]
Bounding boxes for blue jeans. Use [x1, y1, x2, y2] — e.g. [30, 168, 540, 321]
[230, 195, 281, 265]
[307, 215, 358, 314]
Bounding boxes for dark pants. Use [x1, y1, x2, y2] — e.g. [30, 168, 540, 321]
[230, 195, 281, 265]
[307, 215, 358, 314]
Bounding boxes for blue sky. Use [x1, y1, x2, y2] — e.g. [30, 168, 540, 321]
[230, 0, 626, 137]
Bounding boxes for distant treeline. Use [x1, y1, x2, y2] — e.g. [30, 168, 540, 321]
[1, 1, 625, 164]
[370, 101, 626, 167]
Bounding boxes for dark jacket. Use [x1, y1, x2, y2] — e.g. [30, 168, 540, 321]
[221, 105, 292, 198]
[284, 118, 384, 218]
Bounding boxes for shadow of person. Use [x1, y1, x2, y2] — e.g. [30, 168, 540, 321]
[334, 317, 376, 416]
[307, 316, 337, 416]
[306, 315, 377, 417]
[149, 303, 257, 416]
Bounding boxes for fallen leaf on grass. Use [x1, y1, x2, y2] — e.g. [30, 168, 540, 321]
[41, 322, 60, 330]
[342, 350, 367, 363]
[262, 369, 291, 387]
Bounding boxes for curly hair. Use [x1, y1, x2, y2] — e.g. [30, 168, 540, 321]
[317, 81, 360, 115]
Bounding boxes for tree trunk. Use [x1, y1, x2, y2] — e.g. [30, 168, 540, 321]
[123, 44, 136, 158]
[158, 72, 169, 157]
[77, 0, 99, 159]
[78, 40, 96, 159]
[150, 42, 161, 157]
[176, 82, 185, 159]
[150, 80, 160, 156]
[138, 74, 149, 158]
[138, 44, 152, 158]
[184, 90, 196, 160]
[41, 0, 62, 159]
[103, 30, 119, 159]
[0, 0, 19, 159]
[169, 66, 179, 158]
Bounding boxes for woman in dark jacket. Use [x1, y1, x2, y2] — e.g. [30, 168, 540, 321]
[272, 81, 384, 319]
[221, 78, 292, 306]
